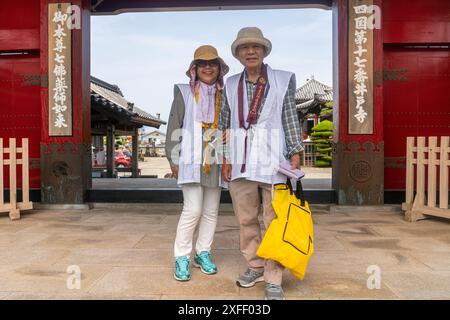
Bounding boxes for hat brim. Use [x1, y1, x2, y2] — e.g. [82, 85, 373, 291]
[185, 56, 230, 78]
[231, 37, 272, 58]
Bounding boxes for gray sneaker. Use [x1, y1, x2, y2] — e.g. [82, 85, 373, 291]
[236, 268, 264, 288]
[265, 283, 285, 300]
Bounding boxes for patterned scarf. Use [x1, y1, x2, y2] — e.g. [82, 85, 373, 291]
[195, 82, 216, 124]
[188, 64, 223, 173]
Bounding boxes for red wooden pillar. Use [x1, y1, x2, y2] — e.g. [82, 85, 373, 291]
[40, 0, 91, 203]
[332, 0, 384, 205]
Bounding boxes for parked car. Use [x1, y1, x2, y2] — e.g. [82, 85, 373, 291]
[115, 151, 131, 168]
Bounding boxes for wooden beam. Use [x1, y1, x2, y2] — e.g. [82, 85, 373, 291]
[405, 137, 415, 206]
[91, 128, 107, 135]
[91, 0, 333, 15]
[106, 124, 115, 178]
[91, 114, 109, 121]
[91, 0, 106, 11]
[419, 206, 450, 220]
[8, 139, 20, 220]
[21, 138, 30, 204]
[440, 137, 449, 209]
[427, 137, 437, 208]
[114, 129, 135, 136]
[132, 127, 139, 177]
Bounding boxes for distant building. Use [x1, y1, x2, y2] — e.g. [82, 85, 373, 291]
[90, 76, 166, 177]
[295, 76, 333, 137]
[140, 130, 166, 157]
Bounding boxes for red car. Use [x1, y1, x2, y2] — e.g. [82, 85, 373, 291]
[115, 151, 131, 168]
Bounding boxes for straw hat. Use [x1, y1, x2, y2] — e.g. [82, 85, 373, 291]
[186, 45, 229, 78]
[231, 27, 272, 58]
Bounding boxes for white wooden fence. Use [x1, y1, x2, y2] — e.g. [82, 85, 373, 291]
[402, 136, 450, 222]
[0, 138, 33, 220]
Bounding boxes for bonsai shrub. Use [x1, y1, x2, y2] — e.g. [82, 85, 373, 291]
[319, 101, 333, 120]
[310, 120, 333, 167]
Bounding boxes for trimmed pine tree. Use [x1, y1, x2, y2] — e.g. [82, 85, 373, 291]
[310, 120, 333, 167]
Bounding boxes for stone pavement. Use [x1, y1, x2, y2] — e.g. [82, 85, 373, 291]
[0, 204, 449, 300]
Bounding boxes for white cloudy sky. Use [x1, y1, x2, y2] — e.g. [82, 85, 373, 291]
[91, 8, 332, 132]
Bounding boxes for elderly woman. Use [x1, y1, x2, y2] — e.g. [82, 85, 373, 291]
[165, 45, 229, 282]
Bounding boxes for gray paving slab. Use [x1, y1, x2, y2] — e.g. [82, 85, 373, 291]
[32, 232, 147, 249]
[0, 264, 112, 294]
[284, 271, 399, 299]
[382, 271, 450, 299]
[336, 235, 450, 252]
[89, 259, 241, 297]
[2, 292, 161, 300]
[0, 248, 69, 266]
[407, 252, 450, 271]
[0, 292, 12, 299]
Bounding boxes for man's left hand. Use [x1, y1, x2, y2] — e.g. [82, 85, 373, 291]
[290, 153, 301, 169]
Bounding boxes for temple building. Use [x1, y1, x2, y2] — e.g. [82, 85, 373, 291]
[295, 76, 333, 137]
[90, 76, 166, 178]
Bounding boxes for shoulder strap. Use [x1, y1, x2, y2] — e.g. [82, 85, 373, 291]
[286, 178, 305, 207]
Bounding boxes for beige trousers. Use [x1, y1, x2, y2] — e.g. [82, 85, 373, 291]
[229, 178, 284, 285]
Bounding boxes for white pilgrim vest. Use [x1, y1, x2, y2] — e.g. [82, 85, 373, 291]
[226, 65, 293, 185]
[175, 84, 204, 185]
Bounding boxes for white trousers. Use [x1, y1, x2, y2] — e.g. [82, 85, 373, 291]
[174, 185, 221, 258]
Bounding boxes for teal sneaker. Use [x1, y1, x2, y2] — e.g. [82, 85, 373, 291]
[193, 251, 217, 275]
[174, 256, 191, 281]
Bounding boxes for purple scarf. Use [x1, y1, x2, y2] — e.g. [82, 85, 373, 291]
[195, 82, 216, 124]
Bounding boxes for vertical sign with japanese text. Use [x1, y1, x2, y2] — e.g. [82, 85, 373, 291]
[348, 0, 374, 134]
[48, 3, 72, 136]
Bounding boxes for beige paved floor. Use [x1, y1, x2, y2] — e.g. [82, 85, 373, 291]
[0, 204, 449, 300]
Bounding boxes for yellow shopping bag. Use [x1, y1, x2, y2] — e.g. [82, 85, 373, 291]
[256, 179, 314, 280]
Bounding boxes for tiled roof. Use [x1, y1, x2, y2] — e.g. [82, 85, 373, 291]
[295, 77, 333, 113]
[90, 76, 166, 127]
[131, 105, 163, 124]
[295, 78, 333, 102]
[297, 99, 317, 110]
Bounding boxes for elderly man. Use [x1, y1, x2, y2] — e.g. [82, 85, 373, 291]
[219, 27, 304, 300]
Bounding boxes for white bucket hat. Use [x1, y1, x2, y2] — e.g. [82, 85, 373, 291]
[231, 27, 272, 58]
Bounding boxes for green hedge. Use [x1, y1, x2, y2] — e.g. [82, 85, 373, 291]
[311, 119, 333, 168]
[317, 147, 332, 153]
[311, 138, 329, 144]
[311, 131, 333, 138]
[315, 159, 331, 167]
[319, 108, 333, 118]
[311, 119, 333, 132]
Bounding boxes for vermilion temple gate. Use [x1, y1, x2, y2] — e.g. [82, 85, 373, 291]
[1, 0, 449, 205]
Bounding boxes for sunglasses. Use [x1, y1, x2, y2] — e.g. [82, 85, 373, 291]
[196, 59, 220, 68]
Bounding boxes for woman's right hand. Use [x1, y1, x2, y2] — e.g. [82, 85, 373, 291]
[221, 163, 232, 182]
[170, 165, 179, 179]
